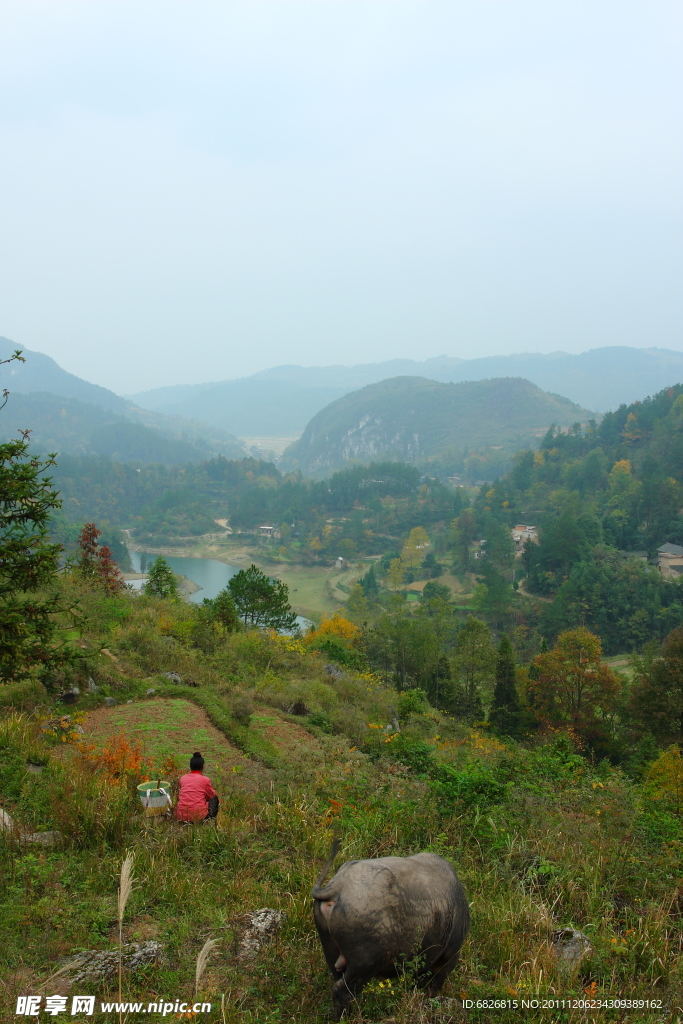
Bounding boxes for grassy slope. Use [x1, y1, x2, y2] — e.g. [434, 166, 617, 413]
[1, 584, 682, 1023]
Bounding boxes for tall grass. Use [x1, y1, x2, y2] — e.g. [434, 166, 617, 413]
[117, 852, 134, 1023]
[195, 937, 219, 997]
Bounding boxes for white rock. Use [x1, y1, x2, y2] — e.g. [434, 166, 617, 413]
[552, 928, 592, 967]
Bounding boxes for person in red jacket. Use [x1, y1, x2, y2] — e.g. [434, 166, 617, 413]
[176, 751, 219, 823]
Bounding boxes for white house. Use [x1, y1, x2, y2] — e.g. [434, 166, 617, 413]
[511, 524, 538, 553]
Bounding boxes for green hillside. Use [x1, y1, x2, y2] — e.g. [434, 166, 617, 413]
[1, 580, 681, 1022]
[282, 376, 593, 476]
[455, 382, 683, 655]
[0, 392, 244, 464]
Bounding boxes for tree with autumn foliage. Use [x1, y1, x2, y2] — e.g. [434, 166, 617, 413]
[401, 526, 429, 568]
[305, 613, 364, 668]
[528, 627, 621, 742]
[77, 522, 124, 596]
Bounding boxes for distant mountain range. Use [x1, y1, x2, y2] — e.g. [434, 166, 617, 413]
[6, 333, 683, 475]
[0, 337, 244, 463]
[0, 336, 126, 412]
[280, 376, 592, 476]
[129, 347, 683, 436]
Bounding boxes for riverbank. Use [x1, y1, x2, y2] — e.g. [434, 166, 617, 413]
[126, 537, 361, 621]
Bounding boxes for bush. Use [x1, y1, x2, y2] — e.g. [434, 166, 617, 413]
[431, 760, 509, 811]
[396, 688, 429, 719]
[227, 689, 254, 726]
[387, 736, 435, 775]
[307, 710, 334, 734]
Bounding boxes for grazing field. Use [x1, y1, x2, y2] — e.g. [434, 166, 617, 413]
[1, 584, 682, 1023]
[82, 698, 259, 793]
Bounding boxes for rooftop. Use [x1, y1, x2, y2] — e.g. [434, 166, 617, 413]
[658, 542, 683, 556]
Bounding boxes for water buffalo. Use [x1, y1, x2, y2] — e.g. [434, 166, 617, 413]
[311, 841, 470, 1019]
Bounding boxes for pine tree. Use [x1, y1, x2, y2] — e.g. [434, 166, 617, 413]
[489, 634, 522, 737]
[450, 616, 495, 722]
[145, 556, 179, 600]
[228, 564, 297, 630]
[0, 433, 77, 682]
[203, 588, 239, 632]
[359, 565, 379, 598]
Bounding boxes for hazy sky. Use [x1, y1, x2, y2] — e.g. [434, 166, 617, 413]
[0, 1, 681, 393]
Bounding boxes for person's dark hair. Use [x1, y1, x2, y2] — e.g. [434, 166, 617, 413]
[190, 751, 204, 771]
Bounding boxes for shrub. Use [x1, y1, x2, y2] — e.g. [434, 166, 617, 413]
[396, 688, 429, 719]
[227, 690, 254, 726]
[307, 710, 334, 734]
[431, 760, 509, 811]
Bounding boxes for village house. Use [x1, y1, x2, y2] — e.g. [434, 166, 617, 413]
[258, 525, 280, 540]
[511, 524, 539, 553]
[619, 550, 648, 563]
[657, 542, 683, 578]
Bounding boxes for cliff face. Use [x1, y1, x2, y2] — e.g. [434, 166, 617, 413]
[281, 376, 593, 476]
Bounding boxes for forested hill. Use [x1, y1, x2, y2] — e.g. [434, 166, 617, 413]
[0, 392, 245, 464]
[281, 376, 592, 476]
[130, 346, 683, 435]
[0, 336, 125, 412]
[472, 383, 683, 651]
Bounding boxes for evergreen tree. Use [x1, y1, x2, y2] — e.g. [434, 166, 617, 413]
[450, 616, 495, 722]
[0, 432, 77, 682]
[489, 635, 522, 737]
[202, 588, 239, 632]
[359, 565, 379, 597]
[228, 564, 297, 630]
[145, 556, 179, 600]
[420, 552, 444, 579]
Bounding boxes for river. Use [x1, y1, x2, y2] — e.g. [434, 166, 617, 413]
[128, 551, 311, 630]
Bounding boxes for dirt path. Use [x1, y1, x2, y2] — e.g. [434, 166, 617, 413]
[517, 582, 553, 603]
[81, 698, 268, 793]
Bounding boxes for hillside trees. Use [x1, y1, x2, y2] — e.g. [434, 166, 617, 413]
[450, 617, 495, 722]
[228, 564, 297, 631]
[489, 635, 522, 737]
[145, 557, 179, 600]
[627, 626, 683, 745]
[539, 552, 683, 654]
[528, 627, 621, 744]
[0, 434, 80, 683]
[363, 613, 451, 704]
